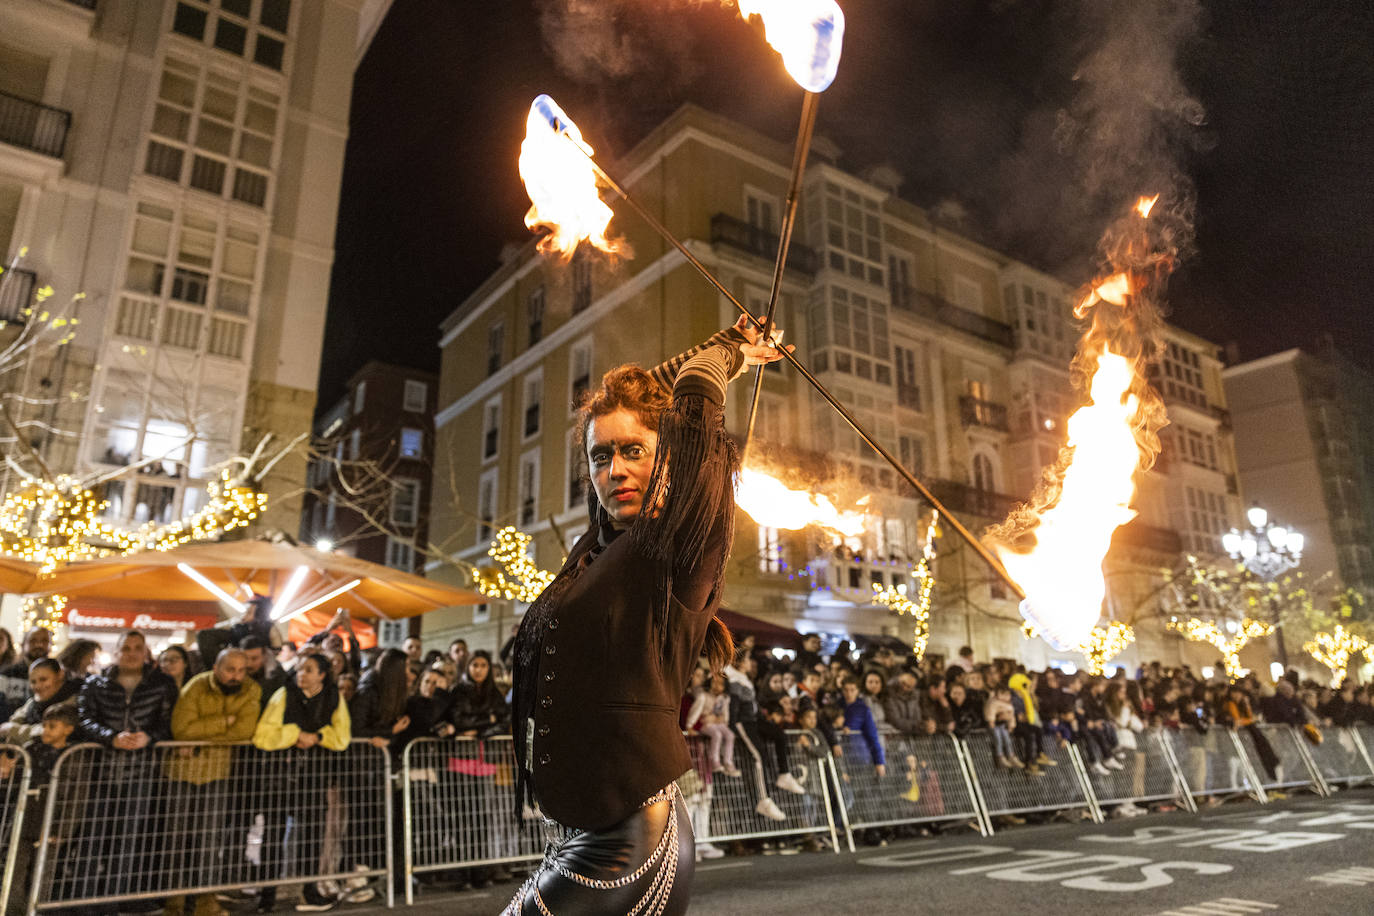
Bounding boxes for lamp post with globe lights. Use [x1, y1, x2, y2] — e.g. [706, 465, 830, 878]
[1222, 504, 1304, 668]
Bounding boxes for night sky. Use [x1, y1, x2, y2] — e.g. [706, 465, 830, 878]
[320, 0, 1374, 409]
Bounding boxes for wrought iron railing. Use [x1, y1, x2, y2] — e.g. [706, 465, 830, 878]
[0, 267, 36, 323]
[959, 395, 1010, 432]
[0, 91, 70, 159]
[710, 213, 819, 275]
[892, 286, 1015, 348]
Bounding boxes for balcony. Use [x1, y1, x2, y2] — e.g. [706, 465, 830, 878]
[710, 213, 819, 276]
[0, 267, 36, 323]
[0, 92, 71, 159]
[929, 478, 1021, 520]
[1111, 521, 1182, 556]
[892, 286, 1015, 349]
[959, 395, 1010, 432]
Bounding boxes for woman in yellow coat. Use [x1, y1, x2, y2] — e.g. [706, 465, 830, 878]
[252, 651, 351, 911]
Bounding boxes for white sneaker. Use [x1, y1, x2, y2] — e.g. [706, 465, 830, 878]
[697, 843, 725, 859]
[346, 864, 370, 890]
[1104, 758, 1124, 771]
[776, 772, 806, 795]
[1091, 762, 1110, 776]
[756, 797, 787, 821]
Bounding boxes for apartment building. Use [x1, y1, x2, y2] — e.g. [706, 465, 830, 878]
[0, 0, 391, 535]
[425, 104, 1244, 671]
[299, 361, 436, 643]
[1224, 347, 1374, 612]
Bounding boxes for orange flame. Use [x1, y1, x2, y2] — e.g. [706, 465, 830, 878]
[995, 349, 1143, 650]
[735, 0, 845, 93]
[736, 468, 865, 537]
[991, 192, 1170, 652]
[1075, 272, 1133, 317]
[518, 95, 623, 259]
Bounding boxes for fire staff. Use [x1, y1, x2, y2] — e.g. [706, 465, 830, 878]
[504, 316, 790, 915]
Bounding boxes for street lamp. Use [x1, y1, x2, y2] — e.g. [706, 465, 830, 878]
[1222, 503, 1304, 667]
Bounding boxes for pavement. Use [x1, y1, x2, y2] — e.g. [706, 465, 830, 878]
[343, 787, 1374, 914]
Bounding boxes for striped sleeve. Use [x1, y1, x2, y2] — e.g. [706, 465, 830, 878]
[647, 327, 749, 395]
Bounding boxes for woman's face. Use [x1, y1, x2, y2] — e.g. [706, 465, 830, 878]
[420, 671, 441, 698]
[841, 682, 860, 704]
[159, 650, 186, 681]
[864, 673, 882, 695]
[689, 667, 706, 690]
[768, 673, 783, 693]
[29, 666, 61, 701]
[297, 657, 325, 694]
[949, 684, 966, 704]
[782, 672, 797, 691]
[468, 656, 490, 685]
[587, 409, 658, 526]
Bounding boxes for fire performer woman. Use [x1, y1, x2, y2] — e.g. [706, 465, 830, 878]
[504, 316, 789, 915]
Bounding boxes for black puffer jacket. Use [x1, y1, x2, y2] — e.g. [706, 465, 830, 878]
[77, 663, 180, 746]
[449, 678, 507, 737]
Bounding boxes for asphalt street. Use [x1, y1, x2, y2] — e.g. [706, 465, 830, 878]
[354, 788, 1374, 915]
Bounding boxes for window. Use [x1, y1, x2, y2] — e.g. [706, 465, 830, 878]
[572, 250, 592, 313]
[758, 525, 783, 574]
[569, 340, 592, 411]
[477, 469, 498, 544]
[399, 427, 423, 459]
[527, 286, 545, 347]
[385, 537, 414, 572]
[757, 396, 787, 444]
[145, 56, 277, 205]
[518, 451, 540, 527]
[898, 435, 925, 476]
[972, 453, 996, 493]
[169, 0, 290, 71]
[487, 322, 504, 376]
[482, 397, 501, 461]
[894, 345, 921, 410]
[887, 255, 913, 310]
[354, 381, 366, 413]
[523, 372, 543, 439]
[807, 181, 884, 286]
[567, 427, 585, 510]
[392, 478, 421, 527]
[403, 379, 427, 413]
[745, 189, 778, 232]
[809, 285, 892, 381]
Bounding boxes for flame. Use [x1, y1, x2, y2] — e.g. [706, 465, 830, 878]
[996, 350, 1143, 650]
[1075, 272, 1134, 317]
[518, 95, 622, 259]
[736, 467, 865, 537]
[1135, 194, 1160, 219]
[735, 0, 845, 93]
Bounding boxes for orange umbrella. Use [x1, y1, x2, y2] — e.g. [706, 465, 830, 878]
[0, 556, 43, 595]
[35, 539, 484, 623]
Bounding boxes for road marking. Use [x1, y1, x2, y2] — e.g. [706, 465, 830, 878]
[699, 861, 753, 872]
[1309, 865, 1374, 886]
[1155, 898, 1277, 915]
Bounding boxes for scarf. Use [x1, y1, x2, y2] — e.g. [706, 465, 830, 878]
[1008, 673, 1038, 726]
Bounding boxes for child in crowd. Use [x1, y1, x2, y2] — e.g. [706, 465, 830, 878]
[1, 702, 80, 910]
[686, 674, 741, 777]
[984, 686, 1022, 769]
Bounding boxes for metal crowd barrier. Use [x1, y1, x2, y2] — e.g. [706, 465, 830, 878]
[1163, 728, 1267, 803]
[401, 736, 544, 905]
[682, 728, 839, 849]
[828, 733, 988, 842]
[1232, 723, 1328, 796]
[1084, 729, 1197, 814]
[961, 731, 1102, 829]
[0, 745, 31, 914]
[1302, 725, 1374, 789]
[28, 740, 393, 912]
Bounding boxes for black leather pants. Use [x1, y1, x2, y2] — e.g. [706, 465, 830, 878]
[503, 783, 694, 915]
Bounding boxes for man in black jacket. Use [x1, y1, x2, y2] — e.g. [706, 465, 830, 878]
[76, 629, 180, 908]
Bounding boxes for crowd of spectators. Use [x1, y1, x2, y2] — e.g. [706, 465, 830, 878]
[2, 615, 1372, 906]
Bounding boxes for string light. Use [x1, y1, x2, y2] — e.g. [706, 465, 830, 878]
[0, 469, 267, 633]
[1303, 625, 1370, 688]
[872, 511, 940, 658]
[1167, 616, 1274, 682]
[474, 526, 557, 604]
[1022, 619, 1135, 675]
